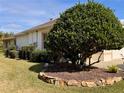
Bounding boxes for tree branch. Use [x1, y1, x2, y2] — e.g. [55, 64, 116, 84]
[88, 50, 103, 67]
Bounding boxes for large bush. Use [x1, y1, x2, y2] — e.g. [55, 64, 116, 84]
[45, 1, 124, 66]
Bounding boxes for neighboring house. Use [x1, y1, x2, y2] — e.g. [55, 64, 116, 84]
[2, 37, 16, 49]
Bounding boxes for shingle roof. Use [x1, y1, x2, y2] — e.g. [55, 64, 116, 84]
[2, 37, 15, 41]
[15, 19, 57, 36]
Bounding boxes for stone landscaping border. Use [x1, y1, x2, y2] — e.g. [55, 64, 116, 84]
[38, 72, 123, 87]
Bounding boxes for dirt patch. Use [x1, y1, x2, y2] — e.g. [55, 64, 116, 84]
[44, 64, 124, 81]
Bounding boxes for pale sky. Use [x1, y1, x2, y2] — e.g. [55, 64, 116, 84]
[0, 0, 124, 33]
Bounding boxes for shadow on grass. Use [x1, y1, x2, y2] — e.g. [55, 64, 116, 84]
[29, 63, 96, 73]
[29, 63, 45, 73]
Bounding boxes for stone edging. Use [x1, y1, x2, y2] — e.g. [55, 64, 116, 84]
[38, 72, 123, 87]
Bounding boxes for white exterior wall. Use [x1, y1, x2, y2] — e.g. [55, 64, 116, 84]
[111, 50, 121, 60]
[103, 50, 112, 61]
[16, 35, 29, 49]
[86, 48, 124, 65]
[15, 25, 53, 50]
[28, 33, 32, 44]
[16, 31, 45, 50]
[36, 27, 52, 49]
[32, 32, 37, 43]
[28, 32, 37, 45]
[90, 52, 104, 62]
[37, 31, 42, 49]
[103, 49, 124, 61]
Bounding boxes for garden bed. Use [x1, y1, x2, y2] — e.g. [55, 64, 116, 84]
[38, 64, 124, 87]
[45, 68, 123, 81]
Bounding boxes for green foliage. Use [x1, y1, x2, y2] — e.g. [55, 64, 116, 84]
[21, 45, 35, 52]
[8, 44, 16, 50]
[0, 31, 15, 52]
[0, 31, 14, 38]
[4, 49, 18, 59]
[45, 1, 124, 65]
[4, 44, 16, 58]
[9, 50, 18, 59]
[4, 49, 9, 57]
[0, 41, 3, 52]
[107, 65, 118, 73]
[18, 45, 35, 60]
[30, 49, 49, 62]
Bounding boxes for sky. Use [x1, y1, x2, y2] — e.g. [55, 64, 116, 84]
[0, 0, 124, 33]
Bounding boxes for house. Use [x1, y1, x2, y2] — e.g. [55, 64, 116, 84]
[15, 19, 56, 49]
[3, 19, 56, 50]
[2, 37, 16, 49]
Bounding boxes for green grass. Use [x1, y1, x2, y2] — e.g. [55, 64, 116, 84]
[0, 50, 3, 53]
[0, 53, 124, 93]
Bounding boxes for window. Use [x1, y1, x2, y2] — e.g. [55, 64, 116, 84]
[42, 33, 47, 49]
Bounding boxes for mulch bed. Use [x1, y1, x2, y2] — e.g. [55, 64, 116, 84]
[44, 63, 124, 81]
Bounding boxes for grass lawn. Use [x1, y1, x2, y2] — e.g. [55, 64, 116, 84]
[0, 53, 124, 93]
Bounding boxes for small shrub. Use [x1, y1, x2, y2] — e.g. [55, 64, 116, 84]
[18, 45, 35, 59]
[40, 50, 50, 62]
[4, 49, 10, 57]
[107, 65, 118, 73]
[30, 49, 49, 62]
[9, 50, 18, 59]
[8, 44, 16, 50]
[18, 50, 23, 59]
[26, 50, 31, 60]
[4, 44, 16, 58]
[0, 41, 3, 52]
